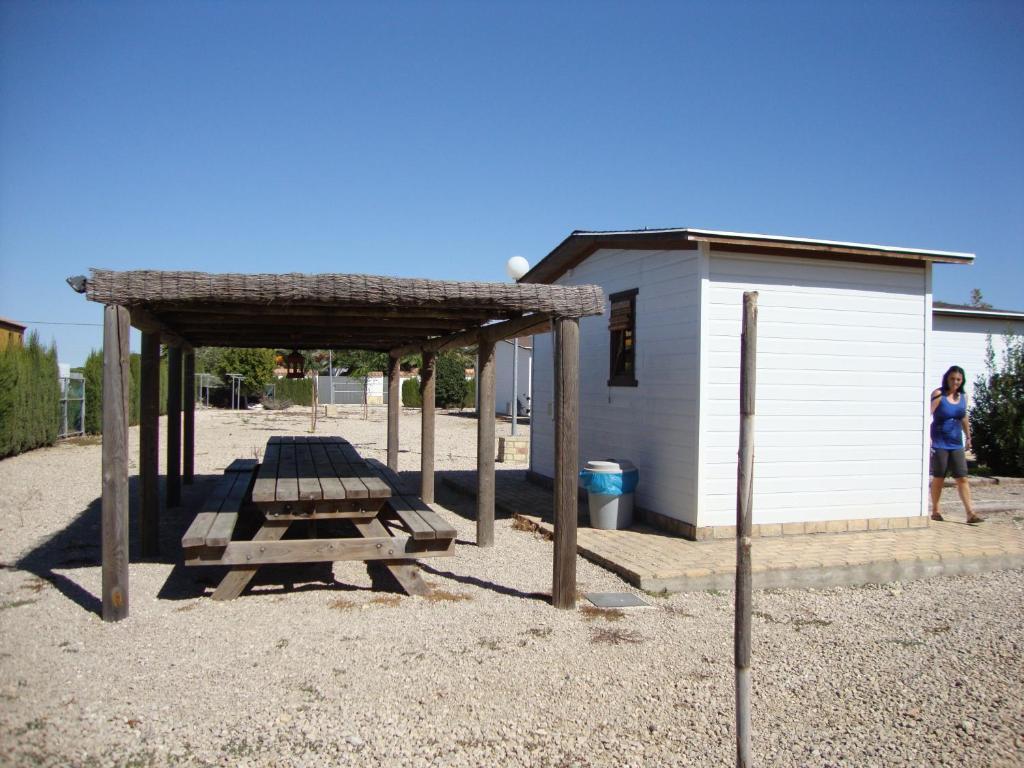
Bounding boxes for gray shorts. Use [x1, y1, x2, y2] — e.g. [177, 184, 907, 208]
[931, 448, 968, 479]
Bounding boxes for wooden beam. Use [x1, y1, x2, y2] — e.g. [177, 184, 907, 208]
[127, 305, 194, 348]
[686, 235, 957, 265]
[735, 291, 758, 766]
[552, 317, 579, 609]
[476, 339, 496, 547]
[420, 350, 436, 503]
[390, 312, 553, 358]
[386, 354, 400, 471]
[139, 332, 160, 558]
[163, 302, 498, 321]
[183, 349, 195, 484]
[102, 305, 131, 621]
[166, 347, 182, 507]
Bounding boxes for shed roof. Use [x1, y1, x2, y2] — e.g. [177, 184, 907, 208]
[73, 269, 604, 351]
[932, 301, 1024, 321]
[521, 228, 975, 284]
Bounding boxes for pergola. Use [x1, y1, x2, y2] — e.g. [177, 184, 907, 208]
[70, 269, 605, 621]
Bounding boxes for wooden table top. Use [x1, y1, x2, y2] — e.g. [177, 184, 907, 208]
[251, 436, 392, 504]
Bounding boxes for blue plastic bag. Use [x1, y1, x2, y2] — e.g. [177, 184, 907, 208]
[579, 468, 639, 496]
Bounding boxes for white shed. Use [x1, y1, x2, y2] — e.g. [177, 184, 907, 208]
[523, 229, 974, 540]
[929, 303, 1024, 392]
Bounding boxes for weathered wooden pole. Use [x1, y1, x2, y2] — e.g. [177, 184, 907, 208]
[476, 339, 496, 547]
[139, 332, 160, 558]
[420, 350, 436, 503]
[102, 305, 131, 621]
[735, 291, 758, 767]
[166, 346, 182, 507]
[552, 317, 579, 609]
[386, 355, 400, 471]
[183, 348, 195, 484]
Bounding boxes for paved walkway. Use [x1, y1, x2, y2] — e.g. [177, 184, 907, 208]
[442, 470, 1024, 592]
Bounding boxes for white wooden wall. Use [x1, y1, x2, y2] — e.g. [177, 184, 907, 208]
[701, 252, 929, 527]
[531, 248, 702, 523]
[929, 314, 1024, 394]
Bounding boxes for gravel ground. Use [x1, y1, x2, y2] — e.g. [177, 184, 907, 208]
[1, 406, 1022, 767]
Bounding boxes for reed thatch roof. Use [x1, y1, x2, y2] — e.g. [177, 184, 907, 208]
[74, 269, 605, 351]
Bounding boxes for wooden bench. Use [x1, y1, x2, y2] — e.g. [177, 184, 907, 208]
[181, 459, 257, 553]
[367, 460, 458, 543]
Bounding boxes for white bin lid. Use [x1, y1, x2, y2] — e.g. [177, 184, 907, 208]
[585, 459, 637, 473]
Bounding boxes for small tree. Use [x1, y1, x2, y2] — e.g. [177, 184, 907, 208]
[217, 348, 276, 396]
[970, 335, 1024, 475]
[435, 351, 469, 408]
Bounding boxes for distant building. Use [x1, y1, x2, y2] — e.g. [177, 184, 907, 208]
[930, 302, 1024, 389]
[0, 317, 26, 351]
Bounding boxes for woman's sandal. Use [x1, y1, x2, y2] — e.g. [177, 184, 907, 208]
[931, 512, 944, 521]
[966, 514, 986, 525]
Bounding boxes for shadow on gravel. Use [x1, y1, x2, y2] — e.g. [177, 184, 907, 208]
[15, 472, 224, 616]
[416, 562, 551, 603]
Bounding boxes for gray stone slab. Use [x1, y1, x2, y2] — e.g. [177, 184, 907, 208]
[584, 592, 651, 609]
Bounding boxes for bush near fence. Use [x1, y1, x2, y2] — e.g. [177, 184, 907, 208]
[80, 349, 169, 435]
[267, 377, 315, 406]
[0, 333, 60, 458]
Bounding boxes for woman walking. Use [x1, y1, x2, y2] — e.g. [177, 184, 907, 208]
[930, 365, 984, 524]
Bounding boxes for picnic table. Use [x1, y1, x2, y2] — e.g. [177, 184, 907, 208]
[182, 436, 456, 600]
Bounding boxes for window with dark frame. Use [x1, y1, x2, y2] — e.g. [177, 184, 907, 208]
[608, 288, 638, 386]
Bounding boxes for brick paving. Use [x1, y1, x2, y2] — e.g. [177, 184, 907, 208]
[442, 470, 1024, 592]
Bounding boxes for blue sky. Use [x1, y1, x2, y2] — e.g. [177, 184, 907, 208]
[1, 0, 1022, 366]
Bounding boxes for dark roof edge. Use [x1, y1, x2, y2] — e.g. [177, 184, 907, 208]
[520, 228, 975, 285]
[933, 302, 1024, 321]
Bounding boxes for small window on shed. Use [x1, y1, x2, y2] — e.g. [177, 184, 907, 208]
[608, 288, 638, 387]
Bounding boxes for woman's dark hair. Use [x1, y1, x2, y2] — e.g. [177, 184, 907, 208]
[941, 365, 967, 396]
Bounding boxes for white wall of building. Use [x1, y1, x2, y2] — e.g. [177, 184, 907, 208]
[494, 339, 532, 416]
[929, 313, 1024, 393]
[700, 252, 929, 527]
[531, 248, 703, 524]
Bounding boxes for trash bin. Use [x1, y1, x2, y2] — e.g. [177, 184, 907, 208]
[579, 460, 639, 530]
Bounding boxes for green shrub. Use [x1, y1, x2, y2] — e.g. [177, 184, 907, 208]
[267, 376, 314, 406]
[402, 377, 422, 407]
[435, 351, 469, 408]
[0, 333, 60, 458]
[971, 335, 1024, 476]
[463, 377, 476, 408]
[80, 348, 169, 434]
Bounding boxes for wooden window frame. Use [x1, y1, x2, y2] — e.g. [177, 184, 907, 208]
[607, 288, 638, 387]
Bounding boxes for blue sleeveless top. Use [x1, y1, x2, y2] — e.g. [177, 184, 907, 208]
[931, 393, 966, 450]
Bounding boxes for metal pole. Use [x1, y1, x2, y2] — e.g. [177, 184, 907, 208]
[329, 350, 335, 405]
[511, 337, 519, 436]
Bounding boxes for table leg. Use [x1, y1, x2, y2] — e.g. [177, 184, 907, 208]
[211, 520, 291, 601]
[353, 518, 431, 597]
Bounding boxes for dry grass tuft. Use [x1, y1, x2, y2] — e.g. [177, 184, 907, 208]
[329, 597, 357, 610]
[511, 516, 536, 532]
[590, 627, 644, 645]
[370, 595, 401, 608]
[423, 590, 471, 603]
[580, 605, 625, 622]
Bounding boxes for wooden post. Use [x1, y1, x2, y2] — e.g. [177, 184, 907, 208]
[552, 317, 579, 609]
[183, 348, 195, 485]
[420, 350, 436, 503]
[386, 355, 400, 471]
[476, 339, 496, 547]
[167, 346, 182, 507]
[101, 305, 130, 621]
[735, 291, 758, 768]
[139, 332, 160, 558]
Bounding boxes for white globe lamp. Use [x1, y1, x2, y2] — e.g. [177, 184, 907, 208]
[506, 255, 530, 281]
